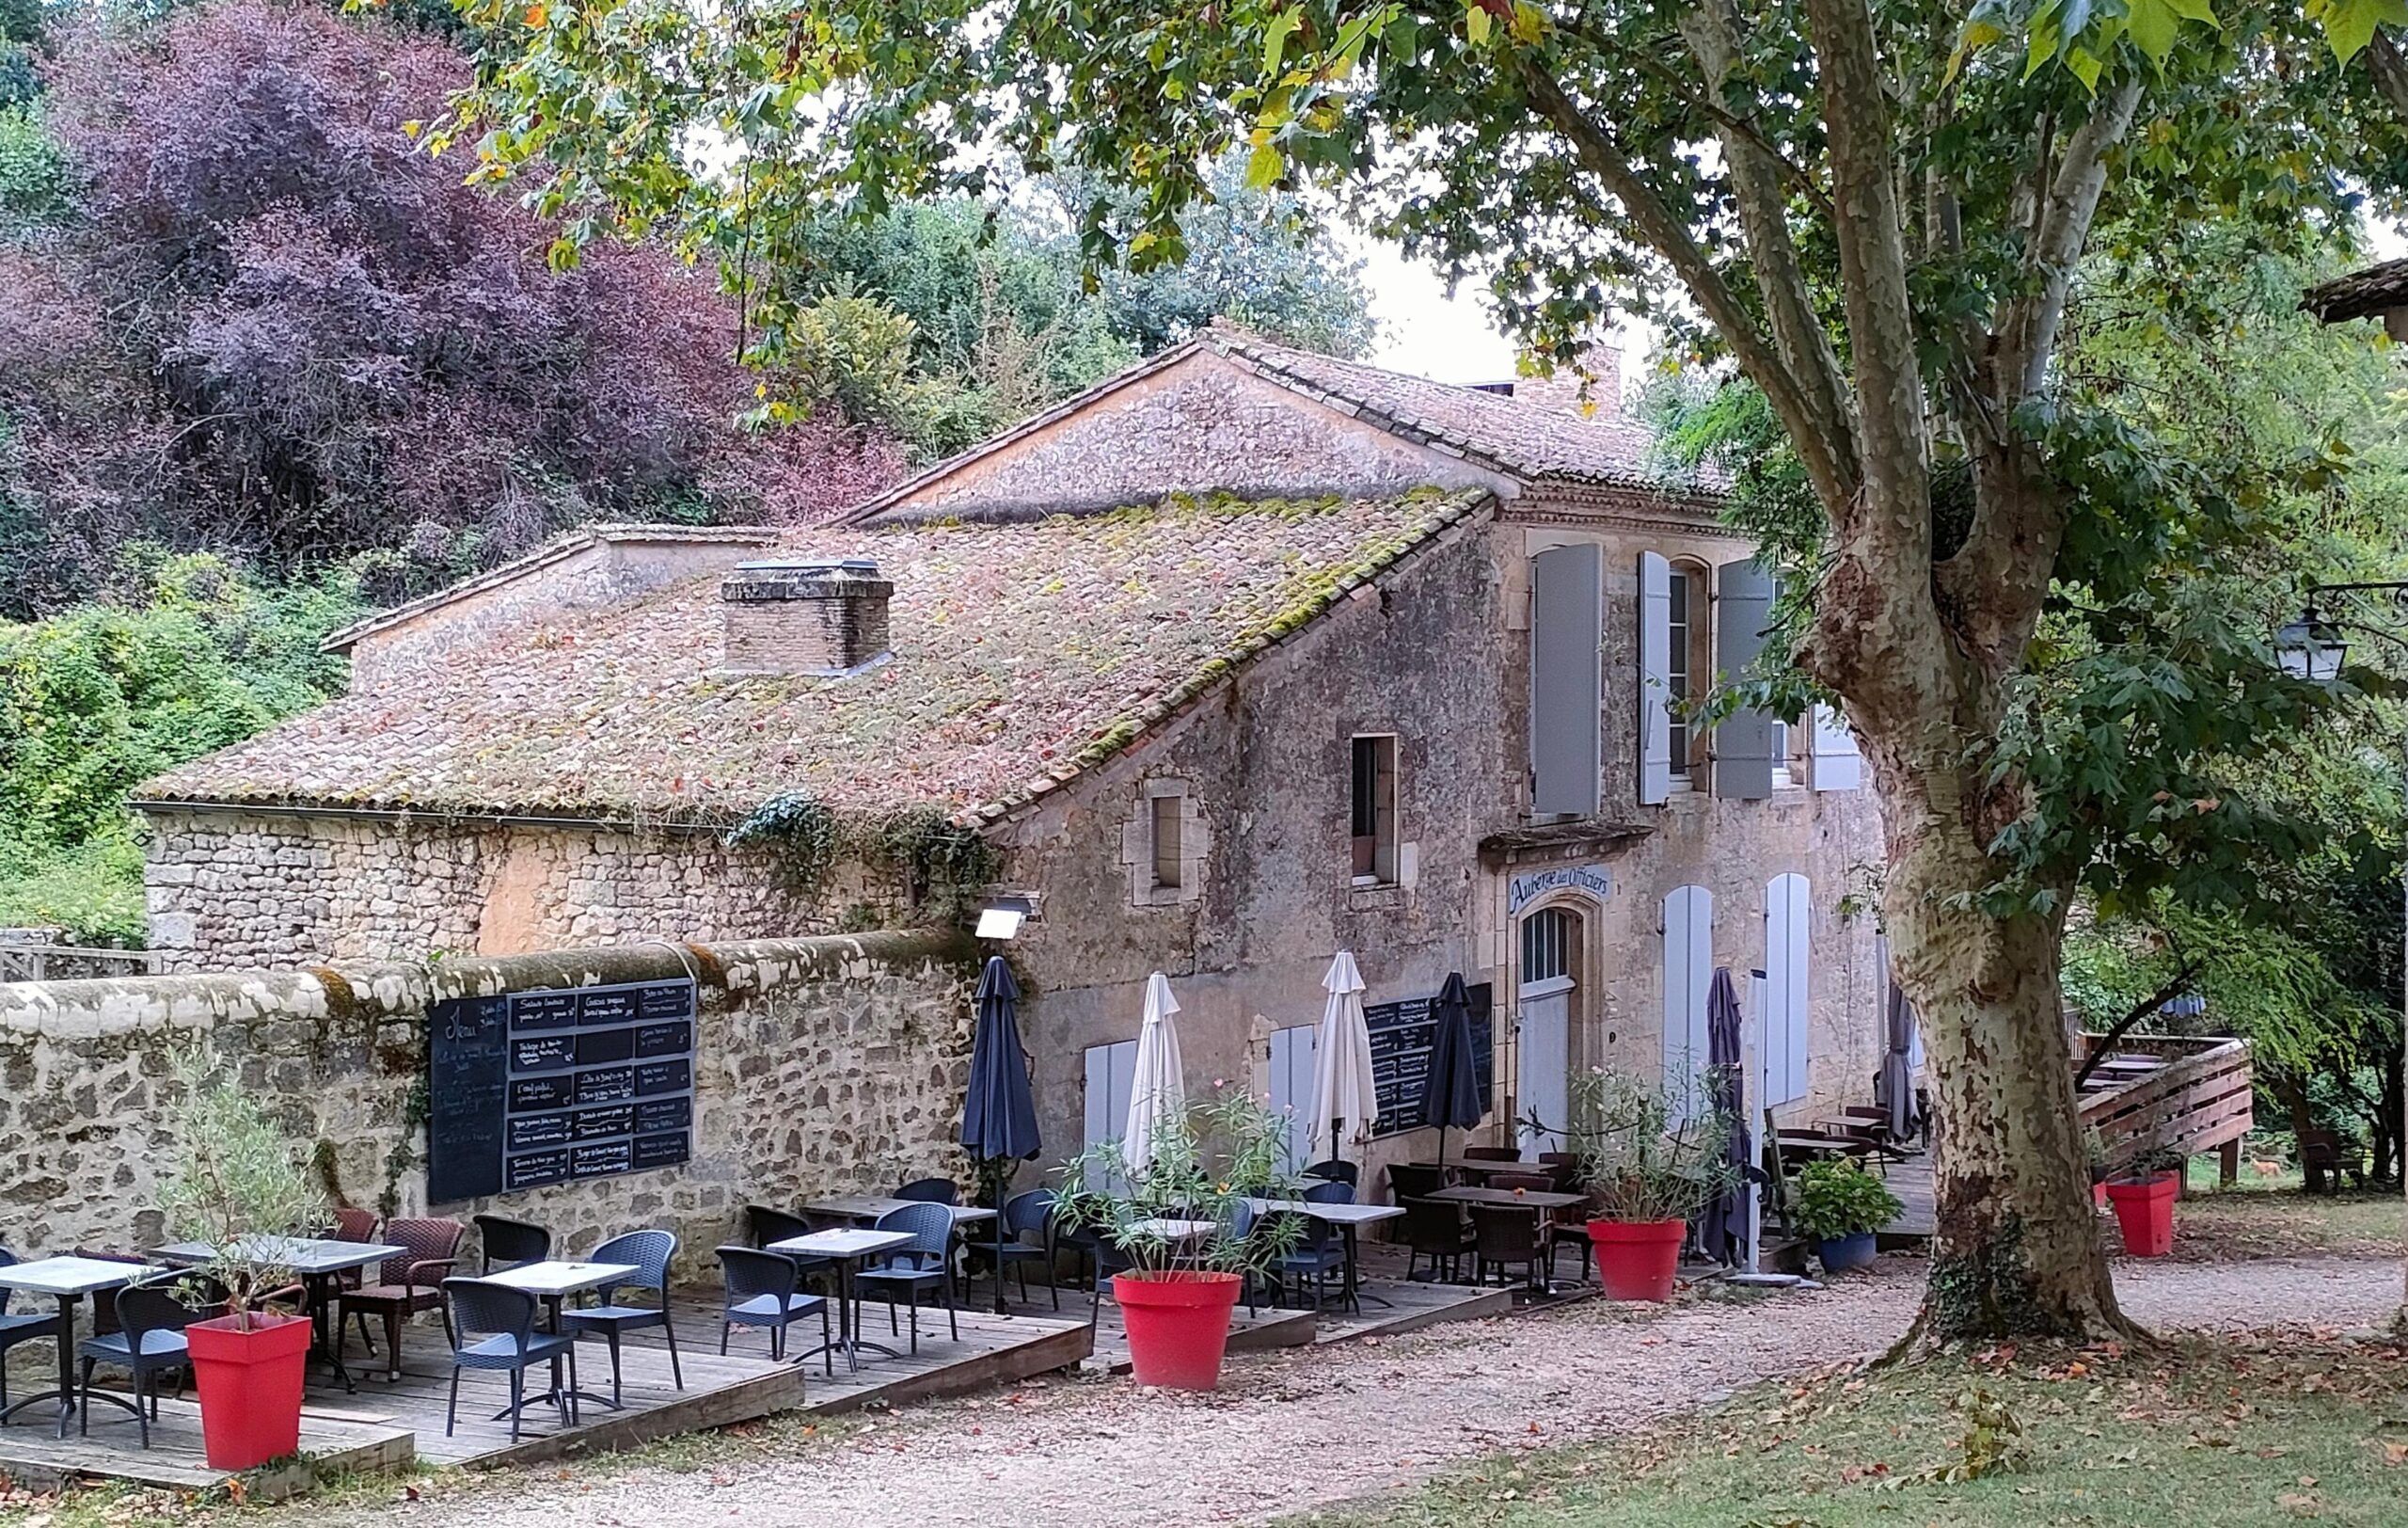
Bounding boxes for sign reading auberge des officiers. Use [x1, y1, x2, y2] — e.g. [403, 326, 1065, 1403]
[426, 978, 696, 1203]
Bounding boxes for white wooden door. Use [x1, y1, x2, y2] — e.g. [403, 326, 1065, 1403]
[1267, 1022, 1319, 1172]
[1516, 979, 1573, 1158]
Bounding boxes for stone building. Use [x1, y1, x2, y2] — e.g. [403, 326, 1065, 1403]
[138, 324, 1892, 1190]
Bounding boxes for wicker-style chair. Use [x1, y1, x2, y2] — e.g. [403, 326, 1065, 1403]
[1470, 1203, 1548, 1288]
[340, 1217, 464, 1381]
[1461, 1145, 1524, 1162]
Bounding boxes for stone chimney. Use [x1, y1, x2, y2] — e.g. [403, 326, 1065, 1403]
[1513, 342, 1624, 417]
[720, 559, 893, 677]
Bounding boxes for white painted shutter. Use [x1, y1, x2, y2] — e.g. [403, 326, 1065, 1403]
[1762, 874, 1810, 1105]
[1267, 1023, 1319, 1170]
[1714, 559, 1776, 800]
[1638, 552, 1673, 805]
[1661, 885, 1713, 1118]
[1811, 703, 1862, 791]
[1530, 544, 1604, 816]
[1084, 1039, 1139, 1148]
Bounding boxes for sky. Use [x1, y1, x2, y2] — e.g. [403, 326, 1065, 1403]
[1342, 226, 1651, 395]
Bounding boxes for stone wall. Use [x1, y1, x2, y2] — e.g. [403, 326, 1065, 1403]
[139, 810, 912, 972]
[0, 931, 980, 1272]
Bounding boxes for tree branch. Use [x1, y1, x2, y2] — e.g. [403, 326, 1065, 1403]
[2073, 959, 2199, 1090]
[1997, 78, 2142, 405]
[2368, 31, 2408, 122]
[1514, 56, 1861, 511]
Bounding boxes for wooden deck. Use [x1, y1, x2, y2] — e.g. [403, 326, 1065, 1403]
[0, 1293, 1091, 1492]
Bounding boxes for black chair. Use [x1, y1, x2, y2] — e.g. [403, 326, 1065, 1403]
[1301, 1159, 1361, 1188]
[1386, 1163, 1451, 1202]
[1271, 1202, 1349, 1312]
[1060, 1221, 1136, 1334]
[1304, 1179, 1356, 1206]
[0, 1249, 56, 1410]
[857, 1202, 959, 1353]
[1398, 1198, 1475, 1283]
[746, 1203, 833, 1287]
[560, 1230, 682, 1406]
[474, 1215, 553, 1275]
[1462, 1145, 1523, 1162]
[75, 1283, 194, 1447]
[973, 1190, 1057, 1311]
[716, 1247, 831, 1372]
[892, 1178, 959, 1206]
[1471, 1204, 1547, 1288]
[441, 1278, 578, 1443]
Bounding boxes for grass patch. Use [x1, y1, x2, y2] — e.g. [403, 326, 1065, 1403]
[1294, 1334, 2408, 1527]
[2164, 1175, 2403, 1263]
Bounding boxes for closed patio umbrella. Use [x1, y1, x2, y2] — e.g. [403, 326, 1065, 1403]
[1874, 975, 1925, 1144]
[1697, 966, 1749, 1265]
[1121, 972, 1187, 1177]
[960, 955, 1040, 1313]
[1419, 972, 1485, 1169]
[1309, 952, 1380, 1164]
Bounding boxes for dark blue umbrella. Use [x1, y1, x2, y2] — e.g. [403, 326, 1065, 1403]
[1696, 966, 1749, 1265]
[961, 956, 1038, 1312]
[1420, 972, 1485, 1167]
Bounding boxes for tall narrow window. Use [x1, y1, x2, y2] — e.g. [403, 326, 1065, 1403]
[1150, 793, 1183, 889]
[1350, 735, 1398, 883]
[1666, 568, 1693, 776]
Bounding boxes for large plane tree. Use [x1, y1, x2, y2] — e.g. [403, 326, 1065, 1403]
[452, 0, 2406, 1340]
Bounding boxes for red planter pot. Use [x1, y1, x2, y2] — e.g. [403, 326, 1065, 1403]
[186, 1312, 313, 1471]
[1587, 1218, 1687, 1302]
[2092, 1181, 2107, 1210]
[2104, 1172, 2179, 1257]
[1113, 1271, 1243, 1391]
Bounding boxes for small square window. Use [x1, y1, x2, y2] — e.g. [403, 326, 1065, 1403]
[1150, 793, 1183, 889]
[1349, 736, 1398, 884]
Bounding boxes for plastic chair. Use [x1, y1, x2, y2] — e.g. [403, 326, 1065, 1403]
[857, 1203, 959, 1353]
[1301, 1159, 1361, 1188]
[75, 1282, 195, 1448]
[892, 1177, 960, 1206]
[716, 1247, 831, 1372]
[441, 1278, 578, 1442]
[1058, 1219, 1136, 1334]
[474, 1215, 553, 1275]
[1303, 1179, 1357, 1205]
[341, 1217, 465, 1382]
[0, 1249, 56, 1410]
[746, 1204, 833, 1285]
[1462, 1146, 1524, 1161]
[560, 1230, 682, 1405]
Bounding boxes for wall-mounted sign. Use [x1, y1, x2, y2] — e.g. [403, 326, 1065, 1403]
[1367, 983, 1496, 1138]
[1508, 863, 1614, 915]
[427, 978, 698, 1203]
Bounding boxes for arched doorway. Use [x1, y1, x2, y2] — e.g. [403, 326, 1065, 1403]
[1516, 905, 1580, 1158]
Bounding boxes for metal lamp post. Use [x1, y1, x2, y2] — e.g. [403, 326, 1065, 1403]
[2273, 582, 2404, 1318]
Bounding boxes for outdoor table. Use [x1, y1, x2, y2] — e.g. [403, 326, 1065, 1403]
[768, 1228, 913, 1373]
[1244, 1200, 1404, 1313]
[0, 1256, 153, 1438]
[1409, 1159, 1541, 1183]
[800, 1195, 998, 1229]
[1425, 1186, 1588, 1211]
[1122, 1218, 1220, 1243]
[1775, 1132, 1872, 1165]
[155, 1236, 404, 1393]
[480, 1259, 641, 1421]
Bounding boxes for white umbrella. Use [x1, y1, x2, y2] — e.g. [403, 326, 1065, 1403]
[1122, 971, 1188, 1175]
[1308, 951, 1380, 1163]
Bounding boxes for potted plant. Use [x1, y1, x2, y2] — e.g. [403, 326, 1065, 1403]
[1050, 1087, 1306, 1391]
[2103, 1146, 2186, 1257]
[159, 1061, 326, 1471]
[2083, 1126, 2109, 1209]
[1560, 1068, 1738, 1302]
[1789, 1158, 1903, 1273]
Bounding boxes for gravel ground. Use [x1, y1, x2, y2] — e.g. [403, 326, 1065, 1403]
[304, 1252, 2404, 1528]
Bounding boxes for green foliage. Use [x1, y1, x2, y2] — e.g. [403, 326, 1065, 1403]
[1790, 1158, 1906, 1241]
[727, 792, 844, 888]
[1559, 1066, 1738, 1223]
[728, 795, 1000, 918]
[1048, 1085, 1307, 1280]
[159, 1055, 328, 1323]
[0, 103, 66, 224]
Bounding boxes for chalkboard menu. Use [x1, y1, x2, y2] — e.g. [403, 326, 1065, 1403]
[426, 978, 697, 1203]
[1369, 981, 1496, 1138]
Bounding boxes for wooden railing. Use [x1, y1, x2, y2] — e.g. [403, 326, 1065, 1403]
[2076, 1033, 2253, 1174]
[0, 944, 158, 983]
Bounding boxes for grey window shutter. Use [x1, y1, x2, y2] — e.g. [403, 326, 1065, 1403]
[1810, 703, 1862, 791]
[1638, 552, 1672, 805]
[1762, 874, 1810, 1105]
[1661, 884, 1713, 1118]
[1529, 544, 1603, 816]
[1713, 558, 1776, 800]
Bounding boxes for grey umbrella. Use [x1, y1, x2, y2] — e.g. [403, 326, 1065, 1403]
[1874, 976, 1925, 1144]
[1696, 966, 1749, 1265]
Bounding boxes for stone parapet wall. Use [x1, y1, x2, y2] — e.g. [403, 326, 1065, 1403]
[0, 931, 979, 1275]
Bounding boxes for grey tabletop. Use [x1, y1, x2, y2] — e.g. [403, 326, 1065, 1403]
[0, 1255, 154, 1297]
[1410, 1159, 1538, 1179]
[1123, 1218, 1220, 1242]
[154, 1237, 405, 1276]
[479, 1259, 641, 1297]
[1244, 1198, 1407, 1225]
[768, 1228, 915, 1261]
[800, 1196, 998, 1225]
[1426, 1186, 1589, 1211]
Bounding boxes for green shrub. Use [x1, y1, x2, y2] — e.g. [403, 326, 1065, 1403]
[0, 102, 67, 225]
[1790, 1157, 1905, 1240]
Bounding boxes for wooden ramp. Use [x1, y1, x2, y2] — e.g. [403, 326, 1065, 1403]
[0, 1399, 411, 1500]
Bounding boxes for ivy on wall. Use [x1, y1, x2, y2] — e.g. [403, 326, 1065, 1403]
[729, 794, 1002, 923]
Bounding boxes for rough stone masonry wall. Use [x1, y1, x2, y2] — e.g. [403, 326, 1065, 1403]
[140, 809, 911, 972]
[0, 931, 979, 1273]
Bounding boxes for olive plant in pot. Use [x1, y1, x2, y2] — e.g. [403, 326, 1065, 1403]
[1050, 1087, 1306, 1390]
[159, 1061, 326, 1471]
[2104, 1146, 2188, 1258]
[1789, 1158, 1904, 1274]
[1559, 1068, 1738, 1302]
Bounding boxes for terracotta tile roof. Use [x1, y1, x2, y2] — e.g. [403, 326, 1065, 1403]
[139, 491, 1491, 826]
[2303, 258, 2408, 324]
